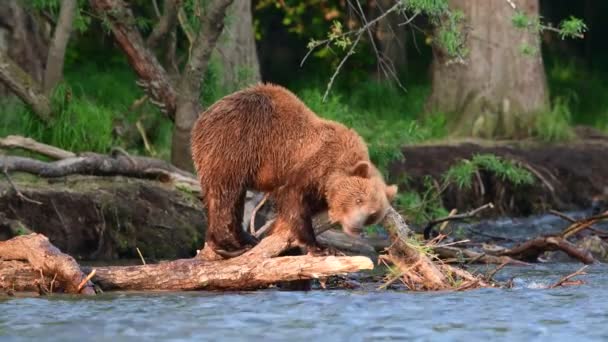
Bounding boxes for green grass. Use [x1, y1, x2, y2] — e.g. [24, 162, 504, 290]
[0, 88, 116, 153]
[532, 96, 576, 142]
[546, 58, 608, 128]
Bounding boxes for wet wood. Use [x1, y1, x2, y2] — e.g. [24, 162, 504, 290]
[0, 260, 48, 293]
[381, 207, 451, 290]
[86, 229, 373, 291]
[433, 245, 528, 265]
[0, 234, 95, 294]
[497, 236, 595, 264]
[1, 230, 373, 293]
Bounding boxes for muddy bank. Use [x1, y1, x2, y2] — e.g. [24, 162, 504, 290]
[0, 174, 206, 261]
[390, 136, 608, 217]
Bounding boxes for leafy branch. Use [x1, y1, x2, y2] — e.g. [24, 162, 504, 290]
[301, 0, 465, 102]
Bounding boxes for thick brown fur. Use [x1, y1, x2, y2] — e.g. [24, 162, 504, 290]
[191, 83, 398, 257]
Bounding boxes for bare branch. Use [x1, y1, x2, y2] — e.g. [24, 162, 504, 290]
[423, 203, 495, 239]
[0, 50, 52, 121]
[302, 1, 403, 101]
[146, 0, 180, 49]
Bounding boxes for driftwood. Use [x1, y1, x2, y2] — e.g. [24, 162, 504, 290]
[0, 230, 372, 293]
[0, 234, 95, 295]
[493, 210, 608, 264]
[433, 245, 528, 266]
[549, 265, 588, 288]
[498, 236, 595, 264]
[380, 208, 451, 290]
[0, 135, 76, 160]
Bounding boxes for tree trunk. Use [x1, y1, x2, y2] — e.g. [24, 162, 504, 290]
[171, 0, 235, 171]
[43, 0, 78, 94]
[426, 0, 549, 139]
[215, 0, 261, 92]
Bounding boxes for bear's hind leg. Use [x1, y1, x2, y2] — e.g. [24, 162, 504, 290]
[204, 187, 255, 258]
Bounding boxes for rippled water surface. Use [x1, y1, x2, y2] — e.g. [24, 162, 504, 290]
[1, 263, 608, 341]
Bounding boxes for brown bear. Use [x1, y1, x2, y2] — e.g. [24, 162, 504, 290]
[190, 83, 398, 258]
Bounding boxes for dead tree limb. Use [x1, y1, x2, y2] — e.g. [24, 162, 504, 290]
[560, 211, 608, 239]
[0, 50, 51, 121]
[549, 265, 588, 289]
[423, 203, 495, 239]
[0, 135, 76, 160]
[433, 245, 528, 265]
[0, 153, 193, 180]
[0, 234, 95, 294]
[498, 236, 594, 264]
[492, 210, 608, 264]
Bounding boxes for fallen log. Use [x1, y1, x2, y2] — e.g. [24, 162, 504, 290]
[0, 230, 373, 293]
[0, 152, 192, 180]
[0, 135, 76, 160]
[0, 234, 95, 294]
[0, 260, 51, 294]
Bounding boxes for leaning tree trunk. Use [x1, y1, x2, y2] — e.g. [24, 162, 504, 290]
[426, 0, 549, 139]
[215, 0, 261, 92]
[171, 0, 235, 171]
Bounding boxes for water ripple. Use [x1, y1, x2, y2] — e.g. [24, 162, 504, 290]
[1, 263, 607, 341]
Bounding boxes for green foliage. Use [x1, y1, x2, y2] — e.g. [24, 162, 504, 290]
[511, 11, 542, 32]
[0, 84, 116, 153]
[434, 9, 468, 58]
[558, 16, 588, 39]
[397, 154, 534, 224]
[444, 154, 535, 190]
[532, 97, 575, 142]
[403, 0, 449, 16]
[511, 11, 586, 40]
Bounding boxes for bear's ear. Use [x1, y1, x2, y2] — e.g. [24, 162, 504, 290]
[351, 161, 371, 178]
[385, 184, 398, 201]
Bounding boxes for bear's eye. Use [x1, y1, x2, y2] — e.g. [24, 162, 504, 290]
[355, 198, 363, 205]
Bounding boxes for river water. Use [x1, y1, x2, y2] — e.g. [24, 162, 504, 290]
[1, 263, 607, 341]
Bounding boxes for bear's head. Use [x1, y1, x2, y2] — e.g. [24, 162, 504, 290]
[326, 161, 398, 237]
